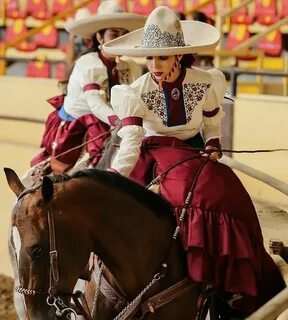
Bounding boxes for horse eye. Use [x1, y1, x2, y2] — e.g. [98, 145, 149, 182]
[30, 245, 44, 260]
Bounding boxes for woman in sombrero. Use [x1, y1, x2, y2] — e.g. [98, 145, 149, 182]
[23, 1, 145, 184]
[103, 6, 284, 317]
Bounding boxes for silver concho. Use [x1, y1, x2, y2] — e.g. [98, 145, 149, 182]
[171, 88, 180, 100]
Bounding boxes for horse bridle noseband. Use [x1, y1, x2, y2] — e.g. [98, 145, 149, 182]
[14, 187, 91, 320]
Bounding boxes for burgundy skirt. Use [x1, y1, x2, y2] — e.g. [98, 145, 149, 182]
[130, 136, 284, 316]
[31, 111, 110, 169]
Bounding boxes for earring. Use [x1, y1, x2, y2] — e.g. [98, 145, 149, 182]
[98, 44, 102, 50]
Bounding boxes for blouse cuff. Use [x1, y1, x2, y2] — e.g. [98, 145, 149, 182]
[205, 138, 221, 150]
[121, 116, 143, 127]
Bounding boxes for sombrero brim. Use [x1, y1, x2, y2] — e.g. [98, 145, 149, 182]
[103, 21, 220, 56]
[65, 13, 147, 38]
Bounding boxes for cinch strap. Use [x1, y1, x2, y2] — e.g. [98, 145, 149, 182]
[83, 83, 100, 92]
[121, 116, 143, 127]
[203, 107, 219, 117]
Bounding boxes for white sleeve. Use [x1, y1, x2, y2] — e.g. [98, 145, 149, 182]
[80, 67, 116, 125]
[202, 69, 226, 143]
[110, 85, 145, 177]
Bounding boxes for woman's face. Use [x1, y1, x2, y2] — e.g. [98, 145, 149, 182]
[146, 56, 178, 82]
[97, 28, 128, 59]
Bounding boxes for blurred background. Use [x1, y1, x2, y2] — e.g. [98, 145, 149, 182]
[0, 0, 288, 284]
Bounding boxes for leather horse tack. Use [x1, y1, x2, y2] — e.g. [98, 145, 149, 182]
[92, 259, 197, 319]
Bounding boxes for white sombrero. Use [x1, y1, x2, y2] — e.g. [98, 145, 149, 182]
[65, 1, 147, 38]
[103, 6, 220, 56]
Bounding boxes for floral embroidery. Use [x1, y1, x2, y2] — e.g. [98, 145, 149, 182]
[141, 90, 167, 125]
[141, 83, 211, 126]
[118, 68, 131, 84]
[183, 83, 210, 122]
[141, 24, 186, 48]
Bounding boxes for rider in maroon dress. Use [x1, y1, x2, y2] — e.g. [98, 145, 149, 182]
[103, 6, 285, 317]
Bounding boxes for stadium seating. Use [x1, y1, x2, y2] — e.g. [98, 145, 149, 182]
[51, 0, 73, 15]
[117, 0, 128, 11]
[34, 25, 58, 48]
[132, 0, 155, 15]
[255, 0, 278, 25]
[55, 62, 66, 80]
[5, 0, 26, 19]
[25, 0, 51, 20]
[227, 0, 254, 24]
[87, 0, 100, 13]
[191, 0, 216, 18]
[4, 19, 37, 51]
[164, 0, 185, 12]
[26, 58, 51, 78]
[257, 30, 283, 57]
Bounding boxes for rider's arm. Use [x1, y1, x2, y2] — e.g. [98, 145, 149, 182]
[109, 85, 145, 177]
[202, 69, 226, 149]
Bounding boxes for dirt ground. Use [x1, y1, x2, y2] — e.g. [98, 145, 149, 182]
[0, 200, 287, 320]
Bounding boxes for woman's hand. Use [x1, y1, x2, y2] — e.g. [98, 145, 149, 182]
[201, 146, 222, 160]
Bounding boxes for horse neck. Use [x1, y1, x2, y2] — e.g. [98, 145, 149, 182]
[78, 178, 183, 298]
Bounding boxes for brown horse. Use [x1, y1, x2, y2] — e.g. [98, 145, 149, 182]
[5, 168, 202, 320]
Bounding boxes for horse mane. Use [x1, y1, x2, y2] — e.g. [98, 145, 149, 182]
[72, 169, 174, 220]
[49, 174, 72, 184]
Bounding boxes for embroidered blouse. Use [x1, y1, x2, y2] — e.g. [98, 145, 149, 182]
[110, 67, 227, 176]
[63, 51, 142, 125]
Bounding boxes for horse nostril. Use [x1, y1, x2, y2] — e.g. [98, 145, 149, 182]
[30, 245, 44, 260]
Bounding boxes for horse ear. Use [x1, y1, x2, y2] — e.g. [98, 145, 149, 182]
[4, 168, 25, 197]
[41, 176, 54, 202]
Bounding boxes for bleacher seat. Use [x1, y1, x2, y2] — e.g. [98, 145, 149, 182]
[34, 25, 58, 48]
[279, 0, 288, 19]
[225, 24, 258, 61]
[226, 24, 250, 50]
[51, 0, 73, 15]
[228, 0, 254, 24]
[132, 0, 155, 15]
[117, 0, 128, 11]
[87, 0, 100, 14]
[26, 0, 51, 20]
[255, 0, 278, 25]
[5, 0, 26, 19]
[55, 62, 66, 80]
[191, 0, 216, 18]
[26, 59, 51, 78]
[257, 30, 283, 57]
[4, 19, 37, 51]
[164, 0, 185, 13]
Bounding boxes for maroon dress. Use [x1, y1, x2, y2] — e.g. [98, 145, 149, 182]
[130, 136, 284, 316]
[31, 52, 121, 173]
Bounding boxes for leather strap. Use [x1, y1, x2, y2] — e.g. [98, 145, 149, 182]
[139, 277, 196, 318]
[94, 262, 128, 312]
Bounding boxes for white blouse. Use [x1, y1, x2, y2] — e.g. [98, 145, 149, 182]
[110, 67, 227, 176]
[63, 52, 142, 124]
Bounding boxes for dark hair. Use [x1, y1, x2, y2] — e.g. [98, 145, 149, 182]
[192, 11, 208, 23]
[58, 29, 107, 88]
[181, 54, 195, 68]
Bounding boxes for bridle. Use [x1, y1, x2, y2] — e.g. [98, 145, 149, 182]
[13, 156, 209, 320]
[14, 187, 92, 320]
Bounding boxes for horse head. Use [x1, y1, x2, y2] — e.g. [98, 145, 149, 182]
[4, 168, 91, 320]
[5, 167, 201, 319]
